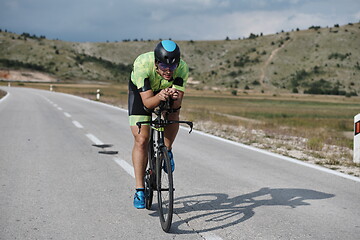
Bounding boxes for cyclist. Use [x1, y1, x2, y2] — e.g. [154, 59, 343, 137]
[128, 40, 189, 209]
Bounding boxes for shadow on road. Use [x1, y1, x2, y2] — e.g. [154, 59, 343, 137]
[170, 187, 335, 234]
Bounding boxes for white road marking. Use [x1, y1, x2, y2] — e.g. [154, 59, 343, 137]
[86, 133, 104, 145]
[55, 91, 127, 113]
[64, 112, 71, 118]
[72, 120, 84, 129]
[113, 157, 135, 178]
[57, 107, 63, 111]
[84, 133, 135, 179]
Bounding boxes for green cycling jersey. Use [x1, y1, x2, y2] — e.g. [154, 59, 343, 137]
[130, 52, 189, 92]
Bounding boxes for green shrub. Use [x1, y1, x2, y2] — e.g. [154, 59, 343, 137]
[292, 88, 299, 93]
[328, 52, 351, 61]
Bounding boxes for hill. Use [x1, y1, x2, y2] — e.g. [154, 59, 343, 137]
[0, 22, 359, 95]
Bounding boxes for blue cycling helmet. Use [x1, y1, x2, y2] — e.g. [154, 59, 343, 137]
[154, 40, 180, 65]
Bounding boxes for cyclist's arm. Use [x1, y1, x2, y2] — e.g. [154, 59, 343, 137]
[140, 89, 169, 109]
[171, 89, 183, 110]
[140, 88, 183, 110]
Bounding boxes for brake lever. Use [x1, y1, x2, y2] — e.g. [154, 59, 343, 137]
[188, 122, 193, 134]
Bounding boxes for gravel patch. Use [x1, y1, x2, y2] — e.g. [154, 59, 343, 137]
[194, 120, 359, 178]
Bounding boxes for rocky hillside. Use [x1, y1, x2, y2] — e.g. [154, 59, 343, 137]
[1, 22, 359, 95]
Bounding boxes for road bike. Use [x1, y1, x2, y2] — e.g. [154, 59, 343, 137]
[136, 100, 193, 232]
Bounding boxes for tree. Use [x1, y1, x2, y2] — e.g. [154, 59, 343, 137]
[309, 26, 321, 30]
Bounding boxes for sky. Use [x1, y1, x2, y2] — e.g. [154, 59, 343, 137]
[0, 0, 359, 42]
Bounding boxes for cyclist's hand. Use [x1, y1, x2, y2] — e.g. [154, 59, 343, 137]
[166, 88, 179, 100]
[157, 89, 170, 101]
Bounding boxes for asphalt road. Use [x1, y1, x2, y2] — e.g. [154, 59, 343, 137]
[1, 87, 359, 240]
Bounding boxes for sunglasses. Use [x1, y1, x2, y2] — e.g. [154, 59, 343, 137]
[158, 62, 178, 71]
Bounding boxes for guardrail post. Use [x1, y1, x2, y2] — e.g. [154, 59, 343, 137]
[50, 85, 53, 91]
[96, 89, 101, 101]
[354, 113, 360, 163]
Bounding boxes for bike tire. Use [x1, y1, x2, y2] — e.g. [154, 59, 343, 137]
[144, 174, 153, 210]
[156, 146, 174, 232]
[145, 129, 155, 210]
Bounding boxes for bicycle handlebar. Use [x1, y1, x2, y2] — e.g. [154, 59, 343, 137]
[136, 99, 193, 134]
[136, 119, 193, 134]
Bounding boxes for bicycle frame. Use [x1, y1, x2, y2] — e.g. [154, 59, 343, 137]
[136, 100, 193, 232]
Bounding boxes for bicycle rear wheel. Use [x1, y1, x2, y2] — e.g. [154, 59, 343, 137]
[156, 146, 174, 232]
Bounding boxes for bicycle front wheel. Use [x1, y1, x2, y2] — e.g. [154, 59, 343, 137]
[156, 146, 174, 232]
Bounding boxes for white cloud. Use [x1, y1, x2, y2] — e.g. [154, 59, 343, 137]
[1, 0, 359, 42]
[354, 11, 360, 20]
[163, 8, 349, 40]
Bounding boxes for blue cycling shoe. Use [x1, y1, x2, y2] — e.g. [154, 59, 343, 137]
[163, 150, 175, 173]
[133, 190, 145, 209]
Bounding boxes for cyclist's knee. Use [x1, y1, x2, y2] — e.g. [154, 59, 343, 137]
[130, 125, 149, 146]
[134, 134, 149, 148]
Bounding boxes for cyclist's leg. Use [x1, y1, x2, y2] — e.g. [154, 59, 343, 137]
[128, 80, 152, 189]
[164, 110, 180, 150]
[163, 111, 179, 173]
[130, 124, 150, 189]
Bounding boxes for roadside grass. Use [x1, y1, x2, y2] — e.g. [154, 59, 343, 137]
[0, 89, 5, 98]
[1, 82, 359, 172]
[181, 92, 357, 149]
